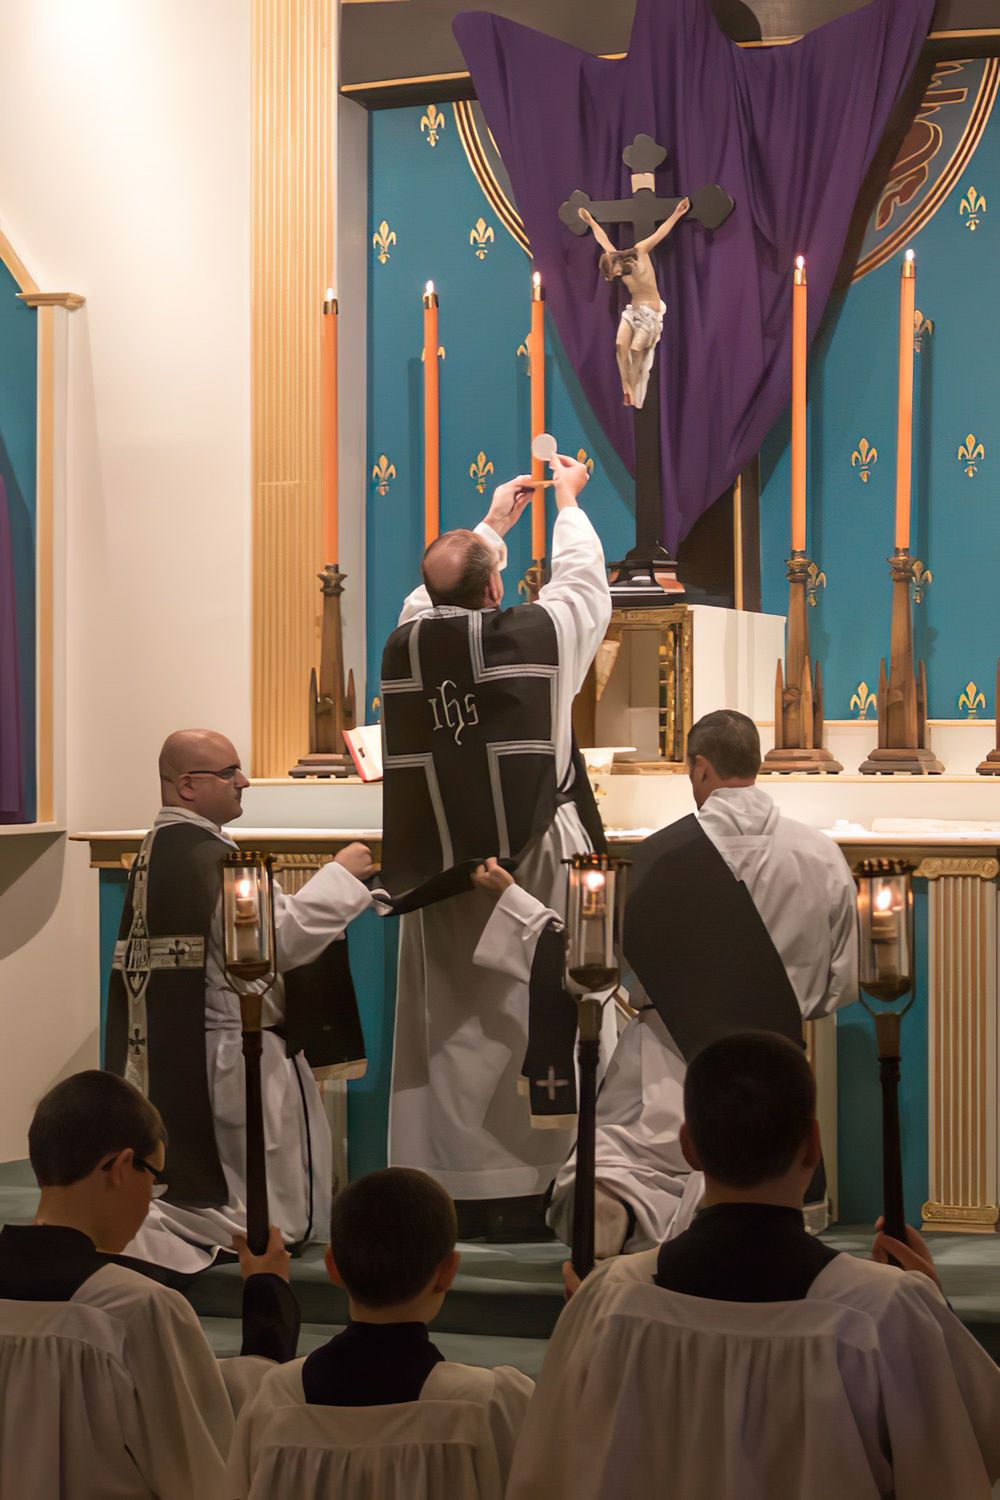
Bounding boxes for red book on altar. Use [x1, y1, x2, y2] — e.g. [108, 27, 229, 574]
[344, 724, 383, 782]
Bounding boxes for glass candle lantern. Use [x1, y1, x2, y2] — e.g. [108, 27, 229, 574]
[221, 856, 276, 988]
[856, 858, 913, 1004]
[565, 853, 628, 991]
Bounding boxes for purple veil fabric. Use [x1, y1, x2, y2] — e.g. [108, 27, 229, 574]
[0, 476, 23, 822]
[455, 0, 934, 551]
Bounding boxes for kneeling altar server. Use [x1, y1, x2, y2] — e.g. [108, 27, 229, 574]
[105, 728, 375, 1272]
[381, 454, 613, 1225]
[552, 709, 859, 1252]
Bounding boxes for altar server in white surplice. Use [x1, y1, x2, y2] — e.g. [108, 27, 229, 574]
[522, 710, 856, 1255]
[507, 1035, 1000, 1500]
[228, 1168, 532, 1498]
[0, 1072, 300, 1500]
[382, 456, 613, 1218]
[105, 728, 376, 1273]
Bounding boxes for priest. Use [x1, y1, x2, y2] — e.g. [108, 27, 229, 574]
[105, 728, 375, 1272]
[381, 454, 613, 1231]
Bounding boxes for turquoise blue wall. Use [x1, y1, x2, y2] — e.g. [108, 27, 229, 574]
[1, 268, 38, 822]
[761, 72, 1000, 721]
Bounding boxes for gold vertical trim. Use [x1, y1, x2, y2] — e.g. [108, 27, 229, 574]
[35, 306, 55, 823]
[732, 474, 744, 611]
[921, 862, 1000, 1233]
[252, 0, 336, 775]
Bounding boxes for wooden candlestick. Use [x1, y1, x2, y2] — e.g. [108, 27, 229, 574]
[289, 564, 357, 778]
[760, 553, 842, 774]
[976, 660, 1000, 775]
[859, 550, 942, 775]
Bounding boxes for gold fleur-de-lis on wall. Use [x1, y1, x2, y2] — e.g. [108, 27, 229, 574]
[913, 309, 934, 353]
[469, 217, 495, 260]
[959, 185, 987, 231]
[958, 433, 985, 477]
[469, 451, 494, 493]
[851, 438, 877, 482]
[959, 681, 986, 718]
[371, 454, 396, 496]
[420, 104, 445, 148]
[372, 220, 396, 264]
[576, 449, 595, 475]
[806, 561, 826, 607]
[517, 338, 530, 374]
[850, 682, 877, 720]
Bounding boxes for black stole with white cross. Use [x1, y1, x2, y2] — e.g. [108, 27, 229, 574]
[106, 822, 231, 1206]
[381, 604, 598, 912]
[523, 921, 578, 1127]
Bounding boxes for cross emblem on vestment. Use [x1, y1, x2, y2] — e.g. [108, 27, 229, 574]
[559, 134, 734, 602]
[129, 1027, 147, 1059]
[382, 611, 558, 866]
[536, 1065, 570, 1103]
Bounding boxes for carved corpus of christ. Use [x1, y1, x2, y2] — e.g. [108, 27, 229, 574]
[578, 197, 689, 408]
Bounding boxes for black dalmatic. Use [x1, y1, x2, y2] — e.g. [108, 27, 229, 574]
[380, 605, 603, 912]
[105, 820, 365, 1207]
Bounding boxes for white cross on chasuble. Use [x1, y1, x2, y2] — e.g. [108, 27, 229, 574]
[380, 606, 562, 911]
[111, 835, 203, 1094]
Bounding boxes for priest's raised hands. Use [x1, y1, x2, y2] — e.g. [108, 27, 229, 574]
[483, 473, 536, 537]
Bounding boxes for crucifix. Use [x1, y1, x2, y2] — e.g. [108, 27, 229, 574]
[560, 134, 734, 605]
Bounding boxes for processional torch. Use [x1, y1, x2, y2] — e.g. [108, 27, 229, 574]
[855, 858, 915, 1249]
[222, 855, 278, 1255]
[565, 853, 629, 1281]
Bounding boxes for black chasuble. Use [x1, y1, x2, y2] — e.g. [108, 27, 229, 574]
[105, 819, 365, 1208]
[380, 605, 603, 912]
[624, 815, 803, 1061]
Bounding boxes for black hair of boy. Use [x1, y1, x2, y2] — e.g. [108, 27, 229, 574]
[329, 1168, 458, 1307]
[28, 1070, 166, 1187]
[684, 1032, 815, 1188]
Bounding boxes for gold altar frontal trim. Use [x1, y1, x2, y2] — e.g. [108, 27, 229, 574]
[922, 1201, 1000, 1234]
[915, 855, 1000, 1234]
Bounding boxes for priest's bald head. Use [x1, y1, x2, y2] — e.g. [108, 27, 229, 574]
[686, 709, 760, 809]
[158, 729, 250, 827]
[422, 530, 503, 611]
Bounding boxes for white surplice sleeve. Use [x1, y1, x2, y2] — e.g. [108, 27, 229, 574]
[82, 1267, 235, 1500]
[273, 862, 373, 973]
[536, 508, 612, 698]
[227, 1358, 306, 1499]
[873, 1273, 1000, 1496]
[397, 522, 507, 625]
[473, 883, 562, 986]
[803, 850, 860, 1021]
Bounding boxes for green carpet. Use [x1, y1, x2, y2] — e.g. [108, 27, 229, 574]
[5, 1163, 1000, 1370]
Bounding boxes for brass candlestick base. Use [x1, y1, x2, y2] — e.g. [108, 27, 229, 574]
[977, 661, 1000, 775]
[761, 552, 842, 775]
[518, 557, 549, 603]
[289, 563, 357, 779]
[859, 549, 942, 776]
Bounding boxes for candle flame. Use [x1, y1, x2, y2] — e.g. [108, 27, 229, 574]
[875, 885, 893, 911]
[795, 255, 805, 270]
[532, 271, 542, 288]
[904, 249, 915, 263]
[583, 869, 606, 893]
[237, 878, 252, 899]
[425, 280, 435, 296]
[325, 286, 334, 301]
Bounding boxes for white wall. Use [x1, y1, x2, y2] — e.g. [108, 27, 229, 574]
[0, 1, 252, 1159]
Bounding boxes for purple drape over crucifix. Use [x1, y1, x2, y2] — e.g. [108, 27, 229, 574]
[455, 0, 934, 553]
